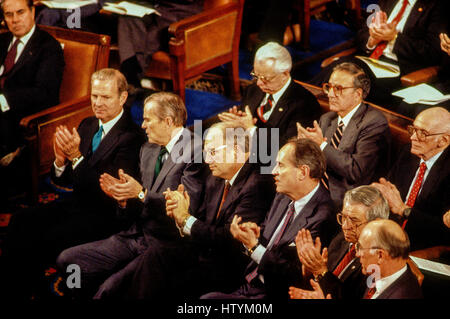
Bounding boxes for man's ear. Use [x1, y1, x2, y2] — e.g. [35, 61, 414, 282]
[119, 91, 128, 107]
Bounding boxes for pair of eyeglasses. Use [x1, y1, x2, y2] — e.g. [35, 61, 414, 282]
[336, 213, 366, 228]
[322, 83, 356, 97]
[203, 144, 228, 158]
[250, 70, 278, 84]
[406, 125, 447, 142]
[354, 242, 382, 253]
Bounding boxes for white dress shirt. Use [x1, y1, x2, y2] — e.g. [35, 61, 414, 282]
[371, 265, 407, 299]
[260, 77, 291, 121]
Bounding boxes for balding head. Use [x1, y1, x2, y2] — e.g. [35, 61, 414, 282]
[409, 107, 450, 160]
[360, 220, 410, 259]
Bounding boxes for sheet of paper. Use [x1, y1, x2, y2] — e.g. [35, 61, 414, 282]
[38, 0, 97, 9]
[355, 55, 400, 78]
[392, 83, 450, 105]
[410, 256, 450, 277]
[103, 1, 160, 17]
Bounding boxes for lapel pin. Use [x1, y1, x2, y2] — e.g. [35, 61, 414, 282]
[278, 107, 283, 112]
[418, 7, 423, 12]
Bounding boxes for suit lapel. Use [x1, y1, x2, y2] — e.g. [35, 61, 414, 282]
[206, 178, 226, 224]
[403, 0, 427, 32]
[323, 114, 339, 143]
[265, 81, 294, 128]
[338, 103, 367, 151]
[398, 152, 420, 199]
[7, 28, 40, 80]
[262, 196, 291, 243]
[417, 147, 449, 201]
[0, 33, 13, 65]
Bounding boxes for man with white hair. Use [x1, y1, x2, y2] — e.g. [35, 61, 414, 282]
[373, 106, 450, 251]
[219, 41, 321, 145]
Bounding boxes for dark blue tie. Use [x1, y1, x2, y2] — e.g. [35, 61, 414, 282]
[92, 124, 103, 152]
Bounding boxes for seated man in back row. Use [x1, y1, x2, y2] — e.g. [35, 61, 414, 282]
[298, 62, 391, 208]
[310, 0, 447, 110]
[0, 0, 64, 167]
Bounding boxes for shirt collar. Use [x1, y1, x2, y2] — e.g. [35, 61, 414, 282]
[338, 102, 362, 129]
[293, 182, 320, 214]
[227, 163, 245, 187]
[99, 109, 124, 136]
[420, 149, 444, 171]
[374, 265, 407, 297]
[12, 24, 36, 47]
[164, 127, 184, 154]
[266, 76, 291, 106]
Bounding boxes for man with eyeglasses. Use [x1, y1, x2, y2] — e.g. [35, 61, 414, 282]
[200, 138, 336, 299]
[122, 121, 276, 299]
[289, 185, 390, 299]
[218, 42, 321, 145]
[291, 218, 423, 299]
[372, 107, 450, 251]
[298, 62, 391, 207]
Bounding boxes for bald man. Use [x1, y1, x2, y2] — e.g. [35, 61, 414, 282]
[373, 107, 450, 251]
[356, 220, 422, 299]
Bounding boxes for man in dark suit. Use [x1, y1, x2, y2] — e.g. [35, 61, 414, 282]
[56, 92, 205, 299]
[124, 121, 277, 299]
[0, 0, 64, 165]
[218, 41, 321, 146]
[201, 138, 337, 299]
[118, 0, 204, 87]
[298, 62, 391, 207]
[291, 219, 422, 299]
[0, 68, 145, 299]
[372, 107, 450, 251]
[290, 185, 390, 300]
[310, 0, 446, 109]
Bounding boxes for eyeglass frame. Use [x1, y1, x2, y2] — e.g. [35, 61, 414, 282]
[336, 212, 367, 229]
[203, 144, 228, 158]
[406, 125, 448, 142]
[354, 241, 383, 254]
[250, 70, 280, 84]
[322, 83, 357, 97]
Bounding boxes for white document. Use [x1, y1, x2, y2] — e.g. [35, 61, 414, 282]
[38, 0, 97, 9]
[355, 55, 400, 78]
[103, 1, 160, 17]
[410, 256, 450, 277]
[392, 83, 450, 105]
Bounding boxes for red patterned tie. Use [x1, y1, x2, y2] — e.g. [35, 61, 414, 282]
[257, 95, 273, 123]
[332, 245, 356, 277]
[370, 0, 409, 59]
[402, 162, 427, 229]
[363, 287, 376, 299]
[1, 38, 20, 88]
[216, 181, 230, 220]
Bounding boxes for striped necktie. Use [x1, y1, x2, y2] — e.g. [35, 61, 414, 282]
[331, 120, 344, 149]
[257, 94, 274, 122]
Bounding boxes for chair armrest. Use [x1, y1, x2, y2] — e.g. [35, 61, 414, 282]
[400, 66, 440, 86]
[168, 1, 241, 51]
[321, 47, 357, 68]
[20, 95, 92, 137]
[410, 246, 450, 261]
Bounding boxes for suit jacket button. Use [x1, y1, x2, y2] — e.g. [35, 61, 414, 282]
[278, 108, 283, 112]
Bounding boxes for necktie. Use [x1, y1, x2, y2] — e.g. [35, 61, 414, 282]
[402, 162, 427, 229]
[321, 121, 344, 190]
[330, 120, 344, 149]
[363, 287, 376, 299]
[245, 202, 295, 284]
[370, 0, 409, 59]
[216, 181, 231, 220]
[406, 162, 427, 208]
[257, 94, 274, 123]
[1, 38, 20, 88]
[154, 146, 168, 178]
[91, 124, 103, 153]
[332, 245, 356, 277]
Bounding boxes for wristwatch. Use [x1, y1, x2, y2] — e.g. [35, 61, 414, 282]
[137, 189, 146, 201]
[314, 270, 328, 282]
[246, 242, 259, 256]
[71, 155, 82, 167]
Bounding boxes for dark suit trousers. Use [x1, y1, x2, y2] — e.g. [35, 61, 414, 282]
[201, 282, 266, 299]
[56, 232, 148, 299]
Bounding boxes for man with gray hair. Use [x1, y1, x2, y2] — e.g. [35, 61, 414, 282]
[290, 185, 390, 299]
[298, 62, 391, 207]
[56, 91, 205, 299]
[219, 41, 321, 145]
